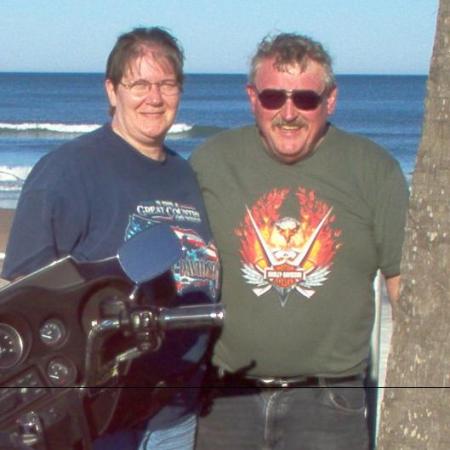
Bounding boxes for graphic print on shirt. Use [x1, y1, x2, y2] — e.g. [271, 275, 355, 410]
[235, 188, 341, 306]
[125, 200, 220, 298]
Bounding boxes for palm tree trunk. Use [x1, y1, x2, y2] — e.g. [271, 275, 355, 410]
[377, 0, 450, 448]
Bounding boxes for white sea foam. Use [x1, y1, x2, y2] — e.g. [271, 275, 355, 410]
[0, 122, 193, 135]
[168, 123, 193, 134]
[0, 166, 31, 183]
[0, 122, 100, 134]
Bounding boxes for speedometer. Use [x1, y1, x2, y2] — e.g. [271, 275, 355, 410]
[0, 323, 24, 370]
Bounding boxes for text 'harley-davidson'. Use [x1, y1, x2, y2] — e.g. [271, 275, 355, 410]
[0, 224, 224, 450]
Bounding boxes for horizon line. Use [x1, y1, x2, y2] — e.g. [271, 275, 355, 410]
[0, 71, 429, 77]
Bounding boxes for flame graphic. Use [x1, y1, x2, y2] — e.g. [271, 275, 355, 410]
[235, 188, 289, 271]
[235, 188, 341, 283]
[294, 187, 341, 270]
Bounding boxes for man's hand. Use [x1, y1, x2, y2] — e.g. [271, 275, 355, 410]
[385, 275, 400, 304]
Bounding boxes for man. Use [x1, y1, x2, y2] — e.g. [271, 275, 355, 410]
[3, 28, 219, 449]
[190, 33, 408, 449]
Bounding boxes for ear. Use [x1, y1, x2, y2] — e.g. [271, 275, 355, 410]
[326, 86, 338, 115]
[246, 84, 258, 114]
[105, 79, 117, 109]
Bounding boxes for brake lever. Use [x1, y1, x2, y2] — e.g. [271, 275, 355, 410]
[81, 294, 163, 390]
[81, 318, 122, 389]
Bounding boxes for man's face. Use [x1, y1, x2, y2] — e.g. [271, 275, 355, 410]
[247, 58, 337, 164]
[105, 48, 180, 159]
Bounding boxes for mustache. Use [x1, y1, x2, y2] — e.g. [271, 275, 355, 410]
[272, 117, 306, 127]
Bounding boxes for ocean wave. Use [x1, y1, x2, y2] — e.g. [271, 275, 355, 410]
[0, 166, 30, 182]
[0, 122, 194, 137]
[168, 123, 193, 134]
[0, 122, 224, 140]
[0, 167, 29, 197]
[166, 124, 224, 140]
[0, 122, 100, 135]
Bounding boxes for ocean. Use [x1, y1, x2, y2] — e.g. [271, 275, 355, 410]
[0, 73, 426, 209]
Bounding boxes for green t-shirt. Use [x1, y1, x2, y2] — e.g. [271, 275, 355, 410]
[190, 124, 408, 377]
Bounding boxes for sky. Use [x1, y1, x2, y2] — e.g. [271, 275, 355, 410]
[1, 0, 439, 75]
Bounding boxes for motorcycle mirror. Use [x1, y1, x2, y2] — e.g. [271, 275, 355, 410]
[117, 224, 182, 285]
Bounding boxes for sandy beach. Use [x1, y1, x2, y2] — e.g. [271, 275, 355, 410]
[0, 208, 14, 273]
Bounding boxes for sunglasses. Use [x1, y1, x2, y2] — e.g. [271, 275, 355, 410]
[255, 88, 325, 111]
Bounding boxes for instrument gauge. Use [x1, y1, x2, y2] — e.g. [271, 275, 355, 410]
[0, 323, 24, 370]
[47, 357, 76, 386]
[39, 318, 66, 347]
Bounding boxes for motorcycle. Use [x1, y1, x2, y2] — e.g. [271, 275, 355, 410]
[0, 224, 224, 449]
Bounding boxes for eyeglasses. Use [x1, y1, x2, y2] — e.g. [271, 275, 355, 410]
[254, 88, 325, 111]
[120, 79, 181, 96]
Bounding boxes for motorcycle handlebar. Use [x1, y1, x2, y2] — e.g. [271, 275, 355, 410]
[157, 304, 224, 330]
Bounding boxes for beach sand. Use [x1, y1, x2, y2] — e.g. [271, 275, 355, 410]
[0, 208, 14, 276]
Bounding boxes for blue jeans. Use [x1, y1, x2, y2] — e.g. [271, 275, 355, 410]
[93, 414, 196, 450]
[196, 377, 369, 450]
[139, 414, 197, 450]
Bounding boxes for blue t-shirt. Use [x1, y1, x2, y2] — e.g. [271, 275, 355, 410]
[3, 123, 220, 429]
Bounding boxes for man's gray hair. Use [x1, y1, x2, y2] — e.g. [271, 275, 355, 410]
[249, 33, 335, 91]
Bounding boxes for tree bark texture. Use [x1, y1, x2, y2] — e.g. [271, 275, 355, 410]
[378, 1, 450, 449]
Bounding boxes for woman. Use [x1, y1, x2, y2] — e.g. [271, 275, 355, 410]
[3, 27, 220, 449]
